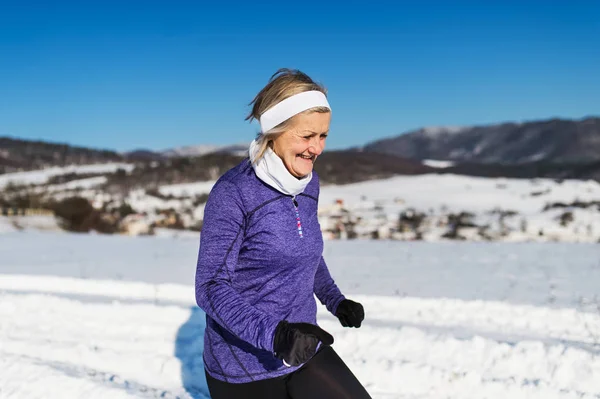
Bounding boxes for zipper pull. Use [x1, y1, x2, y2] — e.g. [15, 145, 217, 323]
[292, 196, 298, 207]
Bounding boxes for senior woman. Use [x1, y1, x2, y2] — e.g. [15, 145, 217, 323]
[195, 68, 371, 399]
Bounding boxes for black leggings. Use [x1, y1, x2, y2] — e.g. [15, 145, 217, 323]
[205, 346, 372, 399]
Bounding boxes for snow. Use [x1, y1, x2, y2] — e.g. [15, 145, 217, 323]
[0, 163, 133, 189]
[0, 215, 61, 233]
[135, 173, 600, 242]
[3, 233, 600, 310]
[0, 217, 17, 234]
[163, 144, 220, 157]
[3, 162, 599, 242]
[319, 174, 600, 242]
[158, 181, 216, 198]
[162, 143, 250, 158]
[1, 232, 600, 398]
[420, 126, 467, 137]
[321, 174, 600, 216]
[47, 176, 108, 191]
[126, 189, 194, 214]
[0, 291, 204, 399]
[163, 172, 600, 221]
[422, 159, 455, 168]
[19, 176, 109, 196]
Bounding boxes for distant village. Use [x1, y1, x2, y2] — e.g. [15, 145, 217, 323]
[2, 183, 599, 243]
[316, 198, 598, 243]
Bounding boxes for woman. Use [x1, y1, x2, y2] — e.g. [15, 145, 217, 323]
[195, 68, 371, 398]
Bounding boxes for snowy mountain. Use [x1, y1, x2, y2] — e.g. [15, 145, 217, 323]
[362, 117, 600, 164]
[160, 143, 250, 158]
[161, 144, 219, 157]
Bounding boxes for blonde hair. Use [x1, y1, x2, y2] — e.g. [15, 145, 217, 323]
[245, 68, 330, 162]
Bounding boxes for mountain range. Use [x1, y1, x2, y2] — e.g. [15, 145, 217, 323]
[2, 116, 599, 184]
[361, 116, 600, 164]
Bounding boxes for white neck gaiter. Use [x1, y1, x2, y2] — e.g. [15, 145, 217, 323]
[248, 139, 312, 196]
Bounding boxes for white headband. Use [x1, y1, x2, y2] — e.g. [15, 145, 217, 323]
[259, 90, 330, 133]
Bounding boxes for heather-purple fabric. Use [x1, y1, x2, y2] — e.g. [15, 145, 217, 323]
[195, 159, 346, 383]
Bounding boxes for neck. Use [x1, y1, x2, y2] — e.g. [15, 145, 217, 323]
[249, 139, 312, 196]
[270, 143, 308, 180]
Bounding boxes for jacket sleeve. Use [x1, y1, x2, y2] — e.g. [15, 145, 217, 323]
[314, 256, 346, 315]
[195, 180, 280, 352]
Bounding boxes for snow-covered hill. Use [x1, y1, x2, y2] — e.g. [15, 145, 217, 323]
[0, 163, 133, 189]
[2, 163, 599, 242]
[318, 174, 600, 242]
[162, 173, 600, 242]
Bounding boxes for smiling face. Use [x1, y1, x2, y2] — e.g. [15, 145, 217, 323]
[271, 111, 331, 179]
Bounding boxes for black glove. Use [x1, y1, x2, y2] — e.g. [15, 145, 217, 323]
[335, 299, 365, 328]
[272, 321, 334, 367]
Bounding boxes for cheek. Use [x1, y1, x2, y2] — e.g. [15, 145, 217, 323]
[285, 143, 300, 158]
[294, 140, 309, 155]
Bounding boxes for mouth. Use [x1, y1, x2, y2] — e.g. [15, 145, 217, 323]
[296, 154, 316, 164]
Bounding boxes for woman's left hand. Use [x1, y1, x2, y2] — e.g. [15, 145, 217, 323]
[335, 299, 364, 328]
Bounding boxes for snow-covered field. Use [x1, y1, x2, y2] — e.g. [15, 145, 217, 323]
[321, 174, 600, 215]
[1, 231, 599, 398]
[0, 163, 133, 189]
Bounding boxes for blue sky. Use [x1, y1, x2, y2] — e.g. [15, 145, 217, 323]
[0, 1, 598, 152]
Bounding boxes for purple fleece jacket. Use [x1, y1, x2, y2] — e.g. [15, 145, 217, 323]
[195, 159, 346, 383]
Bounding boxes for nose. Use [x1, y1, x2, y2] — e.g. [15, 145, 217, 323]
[308, 136, 324, 156]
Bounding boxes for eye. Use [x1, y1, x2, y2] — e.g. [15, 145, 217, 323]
[320, 134, 328, 139]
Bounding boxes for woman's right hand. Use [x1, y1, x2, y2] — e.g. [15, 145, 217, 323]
[272, 321, 334, 367]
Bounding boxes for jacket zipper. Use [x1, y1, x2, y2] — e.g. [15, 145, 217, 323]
[292, 196, 303, 238]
